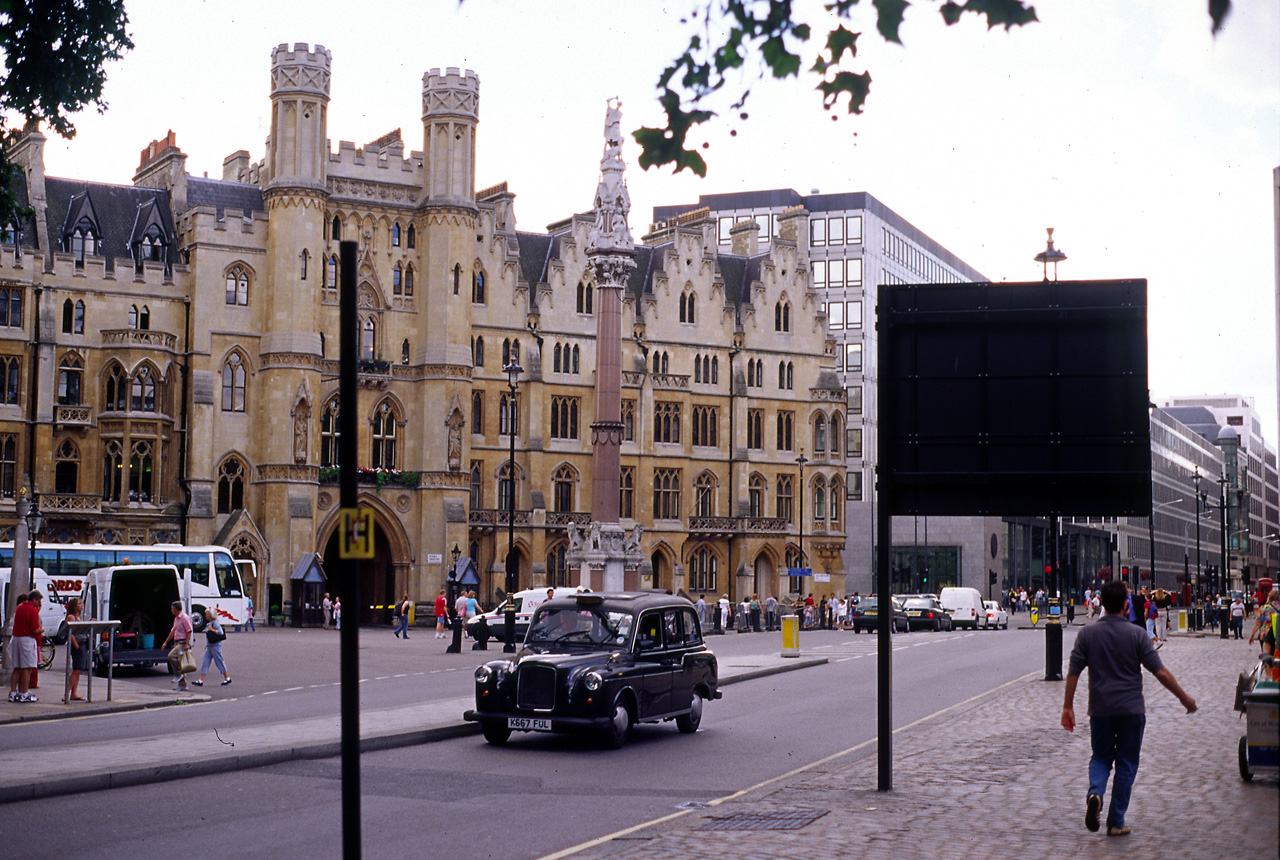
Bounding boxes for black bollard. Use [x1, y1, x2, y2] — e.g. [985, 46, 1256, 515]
[1219, 605, 1230, 640]
[447, 614, 463, 654]
[472, 615, 489, 650]
[1045, 620, 1063, 681]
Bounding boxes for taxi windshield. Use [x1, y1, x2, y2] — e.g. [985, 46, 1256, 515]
[526, 607, 633, 648]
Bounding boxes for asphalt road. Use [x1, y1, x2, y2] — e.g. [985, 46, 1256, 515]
[1, 621, 1073, 860]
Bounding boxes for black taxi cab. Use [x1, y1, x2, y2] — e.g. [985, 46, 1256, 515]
[463, 592, 720, 748]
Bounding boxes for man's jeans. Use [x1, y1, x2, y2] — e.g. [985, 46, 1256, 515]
[1089, 714, 1145, 828]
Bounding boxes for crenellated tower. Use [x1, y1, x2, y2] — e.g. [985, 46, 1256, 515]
[418, 68, 480, 367]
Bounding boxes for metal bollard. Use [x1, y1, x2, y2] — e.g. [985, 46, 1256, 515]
[1044, 620, 1063, 681]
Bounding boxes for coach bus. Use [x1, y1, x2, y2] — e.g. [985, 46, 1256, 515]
[0, 542, 248, 629]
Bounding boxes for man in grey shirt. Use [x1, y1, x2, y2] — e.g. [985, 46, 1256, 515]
[1061, 580, 1196, 837]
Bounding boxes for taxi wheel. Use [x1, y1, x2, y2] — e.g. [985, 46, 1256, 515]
[481, 720, 511, 746]
[600, 698, 633, 749]
[676, 694, 703, 734]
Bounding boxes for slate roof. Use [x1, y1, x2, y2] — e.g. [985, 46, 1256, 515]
[1161, 406, 1230, 446]
[41, 177, 177, 269]
[187, 177, 265, 215]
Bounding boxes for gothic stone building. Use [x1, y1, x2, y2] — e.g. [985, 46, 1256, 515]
[1, 43, 845, 622]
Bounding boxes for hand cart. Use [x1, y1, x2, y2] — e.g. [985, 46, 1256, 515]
[1237, 656, 1279, 782]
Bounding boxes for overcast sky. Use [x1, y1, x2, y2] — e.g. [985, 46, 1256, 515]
[31, 0, 1280, 438]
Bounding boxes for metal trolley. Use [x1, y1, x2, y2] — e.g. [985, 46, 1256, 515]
[1237, 657, 1279, 782]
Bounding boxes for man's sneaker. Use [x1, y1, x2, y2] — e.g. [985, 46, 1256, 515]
[1085, 794, 1102, 832]
[7, 691, 18, 702]
[1106, 825, 1131, 837]
[18, 693, 36, 703]
[177, 683, 188, 692]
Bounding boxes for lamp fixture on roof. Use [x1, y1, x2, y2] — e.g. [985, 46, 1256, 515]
[1034, 228, 1067, 281]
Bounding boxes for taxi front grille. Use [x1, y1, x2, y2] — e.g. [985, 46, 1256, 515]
[516, 664, 556, 710]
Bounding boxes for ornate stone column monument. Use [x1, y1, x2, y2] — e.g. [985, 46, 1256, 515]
[568, 100, 644, 591]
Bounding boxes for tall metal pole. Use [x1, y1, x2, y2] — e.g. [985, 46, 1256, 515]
[796, 452, 807, 595]
[1194, 469, 1202, 601]
[503, 363, 521, 653]
[337, 240, 361, 860]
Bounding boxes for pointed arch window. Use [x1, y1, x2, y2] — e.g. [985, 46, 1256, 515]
[70, 220, 97, 268]
[472, 336, 484, 367]
[497, 461, 516, 512]
[361, 317, 377, 360]
[131, 366, 157, 412]
[404, 265, 414, 296]
[300, 249, 308, 280]
[454, 263, 461, 295]
[691, 547, 718, 593]
[552, 465, 575, 512]
[371, 401, 398, 469]
[813, 414, 827, 454]
[57, 354, 82, 405]
[831, 413, 843, 457]
[470, 462, 483, 508]
[547, 543, 569, 588]
[776, 475, 793, 522]
[102, 440, 123, 501]
[553, 343, 562, 373]
[392, 263, 403, 295]
[55, 438, 79, 494]
[472, 270, 486, 304]
[331, 216, 341, 241]
[104, 364, 127, 411]
[406, 224, 416, 249]
[711, 356, 718, 385]
[653, 468, 681, 520]
[620, 466, 634, 518]
[749, 474, 766, 518]
[391, 223, 401, 247]
[571, 344, 580, 374]
[62, 298, 85, 334]
[499, 392, 519, 435]
[221, 353, 246, 412]
[471, 392, 484, 434]
[226, 266, 249, 305]
[813, 477, 827, 521]
[401, 339, 410, 365]
[694, 472, 716, 517]
[577, 281, 593, 314]
[830, 477, 843, 525]
[680, 291, 695, 323]
[217, 456, 247, 514]
[128, 440, 153, 503]
[320, 399, 340, 468]
[326, 255, 337, 289]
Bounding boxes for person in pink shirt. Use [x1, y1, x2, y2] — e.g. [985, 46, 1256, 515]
[161, 601, 194, 691]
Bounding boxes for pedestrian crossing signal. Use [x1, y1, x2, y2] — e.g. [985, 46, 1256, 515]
[339, 508, 375, 559]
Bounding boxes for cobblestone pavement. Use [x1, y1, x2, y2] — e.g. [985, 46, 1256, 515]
[551, 634, 1279, 860]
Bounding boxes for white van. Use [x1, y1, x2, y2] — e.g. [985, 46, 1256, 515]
[81, 564, 190, 672]
[939, 586, 988, 630]
[465, 586, 588, 640]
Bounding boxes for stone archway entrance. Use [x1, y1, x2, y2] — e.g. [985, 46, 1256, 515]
[754, 552, 776, 600]
[318, 496, 411, 626]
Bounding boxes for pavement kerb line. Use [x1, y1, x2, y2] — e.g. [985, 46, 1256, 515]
[533, 667, 1042, 860]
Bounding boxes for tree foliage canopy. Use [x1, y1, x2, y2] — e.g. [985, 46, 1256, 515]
[0, 0, 133, 225]
[636, 0, 1235, 175]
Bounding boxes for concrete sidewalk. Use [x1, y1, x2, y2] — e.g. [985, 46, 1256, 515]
[0, 650, 826, 802]
[545, 635, 1278, 860]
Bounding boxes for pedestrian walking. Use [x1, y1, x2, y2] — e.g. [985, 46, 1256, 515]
[1247, 588, 1277, 655]
[63, 597, 89, 702]
[245, 595, 256, 632]
[161, 601, 194, 692]
[394, 593, 412, 639]
[322, 592, 333, 629]
[695, 594, 707, 627]
[765, 594, 778, 631]
[333, 597, 342, 630]
[193, 609, 232, 686]
[7, 590, 43, 702]
[1060, 581, 1196, 837]
[434, 589, 449, 639]
[1229, 596, 1245, 639]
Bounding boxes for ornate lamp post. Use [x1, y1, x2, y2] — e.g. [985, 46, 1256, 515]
[446, 543, 463, 654]
[503, 359, 523, 653]
[26, 499, 43, 589]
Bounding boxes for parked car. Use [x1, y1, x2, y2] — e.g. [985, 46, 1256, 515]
[983, 600, 1010, 629]
[850, 596, 909, 633]
[464, 586, 588, 641]
[940, 586, 988, 630]
[464, 592, 720, 748]
[903, 596, 953, 631]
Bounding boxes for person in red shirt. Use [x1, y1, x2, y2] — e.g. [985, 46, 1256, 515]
[9, 590, 44, 702]
[434, 589, 448, 639]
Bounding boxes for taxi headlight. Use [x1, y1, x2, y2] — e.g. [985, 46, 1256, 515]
[475, 665, 493, 684]
[584, 671, 603, 691]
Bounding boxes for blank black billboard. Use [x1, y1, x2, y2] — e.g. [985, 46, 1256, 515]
[878, 279, 1150, 517]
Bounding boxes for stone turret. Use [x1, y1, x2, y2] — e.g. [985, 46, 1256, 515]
[421, 67, 479, 208]
[266, 43, 331, 191]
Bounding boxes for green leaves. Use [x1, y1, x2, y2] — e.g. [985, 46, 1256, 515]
[939, 1, 1038, 29]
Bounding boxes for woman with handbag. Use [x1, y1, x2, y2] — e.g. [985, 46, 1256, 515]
[193, 608, 232, 686]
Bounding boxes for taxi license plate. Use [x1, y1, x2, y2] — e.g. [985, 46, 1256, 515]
[508, 717, 552, 731]
[908, 611, 921, 616]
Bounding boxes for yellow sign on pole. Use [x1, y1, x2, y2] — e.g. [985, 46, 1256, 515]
[1030, 607, 1039, 626]
[339, 508, 375, 559]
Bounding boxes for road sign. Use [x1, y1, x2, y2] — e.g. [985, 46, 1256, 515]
[787, 567, 813, 577]
[339, 508, 375, 559]
[426, 553, 443, 564]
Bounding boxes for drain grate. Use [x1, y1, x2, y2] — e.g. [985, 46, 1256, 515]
[696, 809, 829, 831]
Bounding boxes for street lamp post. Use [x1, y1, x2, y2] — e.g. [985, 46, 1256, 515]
[795, 452, 807, 599]
[1193, 468, 1203, 604]
[503, 360, 523, 654]
[446, 543, 462, 654]
[1147, 498, 1182, 596]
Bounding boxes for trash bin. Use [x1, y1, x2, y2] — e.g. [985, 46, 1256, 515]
[1178, 609, 1187, 632]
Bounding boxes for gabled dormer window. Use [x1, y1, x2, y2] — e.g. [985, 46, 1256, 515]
[69, 222, 98, 268]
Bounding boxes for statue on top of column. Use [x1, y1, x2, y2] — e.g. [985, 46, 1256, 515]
[588, 98, 634, 255]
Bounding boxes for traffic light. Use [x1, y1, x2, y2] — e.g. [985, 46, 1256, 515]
[1243, 565, 1251, 586]
[989, 570, 998, 585]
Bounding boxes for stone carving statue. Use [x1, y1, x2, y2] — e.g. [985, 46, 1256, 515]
[589, 521, 603, 551]
[567, 521, 583, 552]
[623, 524, 642, 553]
[293, 411, 309, 464]
[588, 98, 634, 255]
